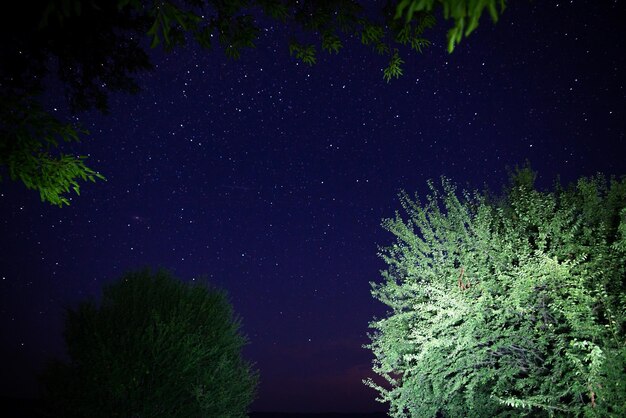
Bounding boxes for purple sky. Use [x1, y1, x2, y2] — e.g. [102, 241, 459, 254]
[1, 1, 625, 413]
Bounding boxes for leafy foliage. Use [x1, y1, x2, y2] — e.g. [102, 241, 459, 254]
[365, 168, 626, 417]
[41, 269, 258, 417]
[289, 41, 317, 65]
[115, 0, 497, 80]
[1, 0, 509, 205]
[384, 50, 405, 82]
[321, 31, 343, 54]
[395, 0, 506, 52]
[0, 97, 104, 206]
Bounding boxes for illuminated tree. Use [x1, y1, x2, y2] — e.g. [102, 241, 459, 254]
[365, 167, 626, 417]
[1, 0, 506, 205]
[40, 269, 258, 417]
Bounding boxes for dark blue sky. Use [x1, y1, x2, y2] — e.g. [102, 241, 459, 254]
[1, 1, 625, 413]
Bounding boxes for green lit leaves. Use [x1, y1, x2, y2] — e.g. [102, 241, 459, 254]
[383, 50, 404, 82]
[410, 37, 431, 53]
[416, 12, 437, 34]
[395, 0, 431, 21]
[395, 0, 506, 52]
[446, 0, 506, 53]
[360, 23, 384, 46]
[396, 24, 413, 44]
[367, 173, 626, 417]
[321, 32, 343, 54]
[494, 395, 571, 413]
[0, 97, 105, 206]
[396, 24, 432, 53]
[136, 0, 483, 83]
[15, 152, 105, 206]
[289, 41, 317, 65]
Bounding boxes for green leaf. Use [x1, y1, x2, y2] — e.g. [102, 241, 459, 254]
[383, 50, 404, 82]
[289, 41, 317, 65]
[361, 23, 384, 46]
[321, 32, 342, 54]
[411, 37, 431, 53]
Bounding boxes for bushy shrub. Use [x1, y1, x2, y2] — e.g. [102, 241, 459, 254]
[366, 168, 626, 417]
[41, 269, 258, 417]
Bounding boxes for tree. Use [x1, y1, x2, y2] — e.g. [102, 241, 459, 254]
[1, 0, 506, 205]
[365, 167, 626, 417]
[40, 269, 258, 417]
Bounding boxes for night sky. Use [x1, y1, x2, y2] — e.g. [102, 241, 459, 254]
[1, 1, 625, 414]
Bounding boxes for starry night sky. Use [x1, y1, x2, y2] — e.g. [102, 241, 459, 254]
[1, 1, 625, 413]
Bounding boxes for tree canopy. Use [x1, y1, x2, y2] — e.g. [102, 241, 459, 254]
[0, 0, 506, 205]
[40, 269, 258, 417]
[365, 167, 626, 417]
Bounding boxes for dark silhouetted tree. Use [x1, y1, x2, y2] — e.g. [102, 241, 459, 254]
[366, 167, 626, 417]
[40, 269, 258, 417]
